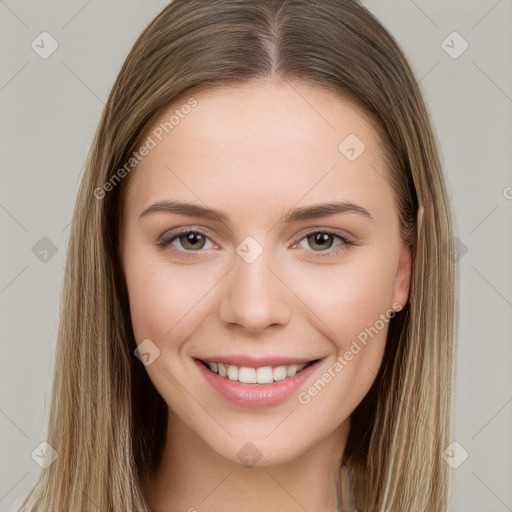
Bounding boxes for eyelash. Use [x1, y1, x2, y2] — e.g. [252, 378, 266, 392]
[291, 230, 355, 258]
[156, 227, 355, 259]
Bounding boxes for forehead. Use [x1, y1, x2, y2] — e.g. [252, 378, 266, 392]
[125, 80, 394, 223]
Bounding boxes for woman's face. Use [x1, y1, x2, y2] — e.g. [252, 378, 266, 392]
[120, 80, 411, 466]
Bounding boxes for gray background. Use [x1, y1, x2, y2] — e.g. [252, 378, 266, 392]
[1, 1, 511, 510]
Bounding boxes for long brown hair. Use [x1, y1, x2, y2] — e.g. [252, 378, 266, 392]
[19, 1, 458, 510]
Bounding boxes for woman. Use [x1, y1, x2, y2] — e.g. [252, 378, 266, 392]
[19, 0, 458, 510]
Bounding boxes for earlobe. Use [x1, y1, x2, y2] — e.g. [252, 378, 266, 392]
[391, 242, 412, 311]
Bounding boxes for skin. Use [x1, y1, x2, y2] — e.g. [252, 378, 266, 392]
[120, 80, 411, 512]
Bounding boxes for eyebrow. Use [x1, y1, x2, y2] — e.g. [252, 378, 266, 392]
[138, 200, 374, 224]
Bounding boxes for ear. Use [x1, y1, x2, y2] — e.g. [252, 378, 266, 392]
[390, 241, 412, 311]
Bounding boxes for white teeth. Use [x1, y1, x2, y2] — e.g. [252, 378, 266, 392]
[256, 366, 274, 384]
[239, 367, 257, 384]
[273, 366, 287, 381]
[217, 363, 227, 377]
[203, 360, 310, 383]
[286, 364, 298, 377]
[227, 365, 239, 381]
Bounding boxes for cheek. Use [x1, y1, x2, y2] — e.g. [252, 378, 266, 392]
[287, 250, 397, 347]
[292, 256, 396, 416]
[123, 246, 222, 345]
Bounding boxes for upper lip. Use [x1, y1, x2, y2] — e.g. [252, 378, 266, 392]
[196, 354, 319, 367]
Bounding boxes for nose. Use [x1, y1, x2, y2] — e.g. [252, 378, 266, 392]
[218, 248, 292, 333]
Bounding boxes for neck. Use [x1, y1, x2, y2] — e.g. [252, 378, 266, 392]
[146, 411, 350, 512]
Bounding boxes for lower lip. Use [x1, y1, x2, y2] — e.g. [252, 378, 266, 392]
[195, 359, 321, 408]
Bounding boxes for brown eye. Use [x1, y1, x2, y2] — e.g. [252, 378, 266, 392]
[306, 232, 335, 251]
[178, 232, 207, 250]
[157, 230, 215, 253]
[293, 230, 354, 257]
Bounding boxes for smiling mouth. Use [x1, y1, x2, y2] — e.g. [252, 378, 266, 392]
[198, 359, 318, 384]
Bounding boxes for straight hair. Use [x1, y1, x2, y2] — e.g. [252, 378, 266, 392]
[20, 1, 458, 510]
